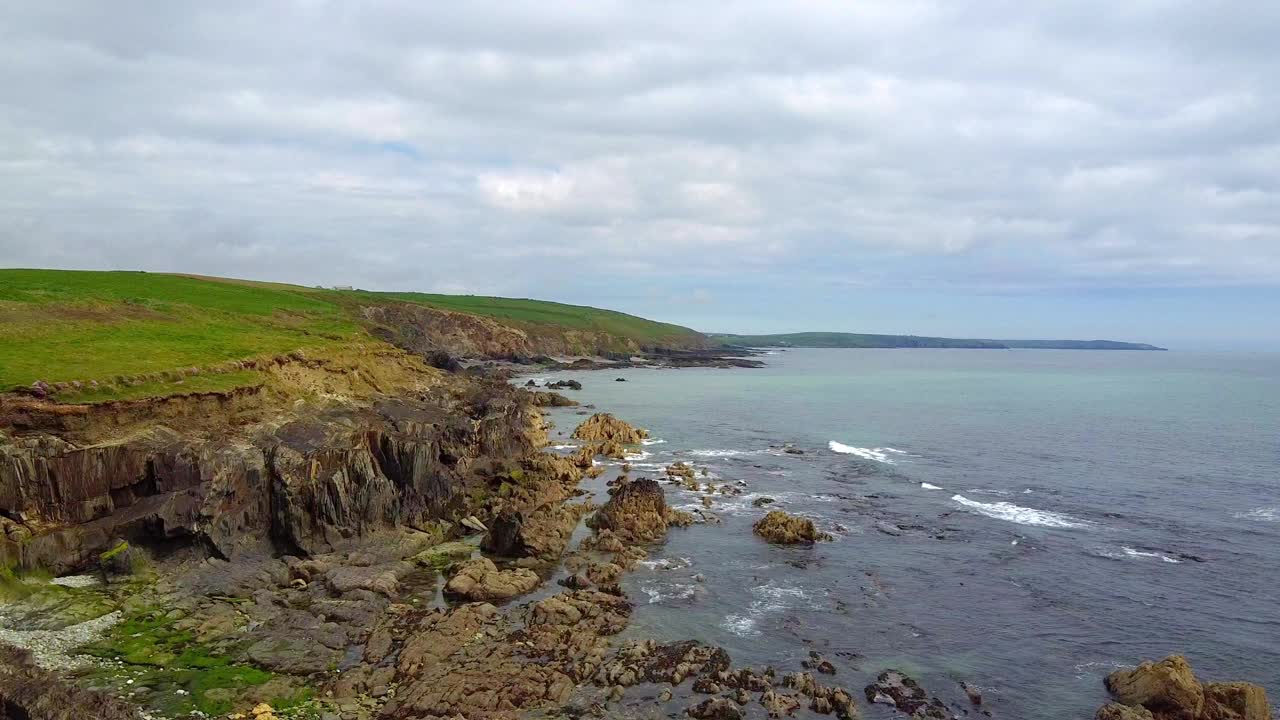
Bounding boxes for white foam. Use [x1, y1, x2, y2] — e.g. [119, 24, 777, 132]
[641, 581, 697, 604]
[636, 557, 691, 571]
[1234, 506, 1278, 523]
[951, 494, 1090, 529]
[1123, 547, 1182, 564]
[624, 449, 653, 461]
[920, 482, 943, 491]
[686, 449, 754, 457]
[641, 438, 667, 446]
[828, 441, 898, 464]
[551, 443, 578, 450]
[722, 614, 760, 637]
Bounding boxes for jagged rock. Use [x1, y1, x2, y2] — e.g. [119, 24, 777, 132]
[571, 413, 648, 444]
[760, 689, 802, 717]
[598, 639, 731, 688]
[688, 698, 743, 719]
[443, 557, 540, 600]
[1101, 655, 1271, 720]
[961, 681, 983, 705]
[460, 515, 488, 533]
[1106, 656, 1205, 720]
[1204, 681, 1271, 720]
[864, 670, 947, 719]
[547, 380, 582, 391]
[0, 644, 142, 719]
[753, 510, 832, 544]
[1097, 704, 1157, 720]
[753, 496, 776, 508]
[587, 478, 682, 544]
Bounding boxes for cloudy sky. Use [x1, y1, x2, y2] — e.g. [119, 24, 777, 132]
[3, 2, 1278, 348]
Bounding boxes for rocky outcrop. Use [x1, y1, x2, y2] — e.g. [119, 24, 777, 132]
[443, 558, 540, 601]
[864, 669, 948, 719]
[0, 376, 547, 573]
[752, 510, 832, 545]
[0, 644, 143, 719]
[571, 413, 648, 444]
[362, 302, 705, 360]
[587, 479, 688, 545]
[1101, 655, 1271, 720]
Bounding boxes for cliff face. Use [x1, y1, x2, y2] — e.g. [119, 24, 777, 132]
[0, 366, 546, 574]
[361, 302, 708, 359]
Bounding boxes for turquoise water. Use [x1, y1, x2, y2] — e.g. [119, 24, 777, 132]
[537, 349, 1280, 717]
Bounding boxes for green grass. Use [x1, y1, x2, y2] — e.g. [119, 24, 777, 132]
[0, 268, 705, 396]
[352, 290, 702, 345]
[0, 270, 359, 391]
[56, 370, 266, 404]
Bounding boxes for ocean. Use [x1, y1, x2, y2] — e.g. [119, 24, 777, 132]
[534, 348, 1280, 718]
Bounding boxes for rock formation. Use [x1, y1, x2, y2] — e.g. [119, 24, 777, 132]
[1099, 655, 1271, 720]
[587, 478, 690, 545]
[571, 412, 648, 444]
[752, 510, 833, 544]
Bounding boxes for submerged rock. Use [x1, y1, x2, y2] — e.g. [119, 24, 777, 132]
[753, 510, 832, 545]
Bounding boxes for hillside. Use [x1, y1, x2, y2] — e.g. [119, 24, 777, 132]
[0, 269, 706, 398]
[711, 331, 1166, 351]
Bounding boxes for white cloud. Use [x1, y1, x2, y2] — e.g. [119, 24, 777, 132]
[0, 0, 1277, 301]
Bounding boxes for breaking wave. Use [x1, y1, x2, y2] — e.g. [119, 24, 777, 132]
[828, 441, 907, 464]
[920, 482, 943, 491]
[1234, 506, 1278, 523]
[951, 494, 1090, 529]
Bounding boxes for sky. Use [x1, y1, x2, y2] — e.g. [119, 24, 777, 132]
[2, 2, 1279, 350]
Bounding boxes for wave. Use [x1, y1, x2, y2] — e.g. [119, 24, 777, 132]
[920, 482, 943, 491]
[686, 449, 755, 457]
[721, 582, 821, 637]
[828, 441, 906, 464]
[551, 443, 578, 450]
[624, 449, 653, 460]
[641, 438, 667, 446]
[950, 494, 1090, 529]
[641, 581, 697, 605]
[1123, 547, 1181, 564]
[1234, 506, 1278, 523]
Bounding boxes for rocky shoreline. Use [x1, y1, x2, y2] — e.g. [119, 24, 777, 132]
[0, 354, 1272, 720]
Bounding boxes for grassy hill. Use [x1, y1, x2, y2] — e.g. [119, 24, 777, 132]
[711, 332, 1165, 351]
[709, 332, 1006, 349]
[0, 269, 704, 397]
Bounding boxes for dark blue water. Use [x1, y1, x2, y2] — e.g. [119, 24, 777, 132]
[537, 349, 1280, 718]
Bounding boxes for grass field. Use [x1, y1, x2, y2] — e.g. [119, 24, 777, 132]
[359, 290, 700, 344]
[0, 269, 703, 397]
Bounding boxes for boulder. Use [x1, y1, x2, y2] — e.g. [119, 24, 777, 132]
[571, 413, 648, 444]
[587, 479, 678, 544]
[1203, 681, 1271, 720]
[1105, 656, 1204, 720]
[1097, 704, 1156, 720]
[443, 557, 540, 601]
[688, 698, 743, 720]
[753, 511, 832, 545]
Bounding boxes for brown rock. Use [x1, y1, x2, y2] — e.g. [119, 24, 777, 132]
[1203, 681, 1271, 720]
[1096, 704, 1157, 720]
[443, 557, 540, 600]
[572, 413, 648, 444]
[1105, 656, 1205, 720]
[688, 698, 744, 720]
[753, 510, 832, 545]
[588, 478, 681, 545]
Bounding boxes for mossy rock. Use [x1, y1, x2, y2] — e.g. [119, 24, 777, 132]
[410, 541, 476, 571]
